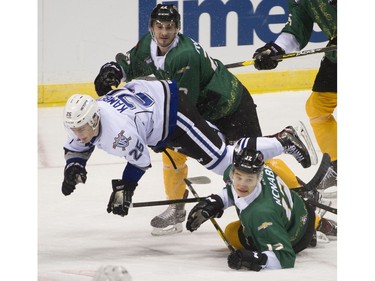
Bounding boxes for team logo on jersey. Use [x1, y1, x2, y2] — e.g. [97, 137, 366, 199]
[257, 221, 273, 231]
[113, 130, 132, 151]
[176, 66, 190, 74]
[144, 56, 153, 65]
[267, 243, 284, 251]
[300, 215, 308, 225]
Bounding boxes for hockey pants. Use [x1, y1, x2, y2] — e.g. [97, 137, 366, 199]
[305, 91, 337, 161]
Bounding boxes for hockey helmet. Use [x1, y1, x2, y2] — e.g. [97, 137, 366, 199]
[149, 4, 181, 29]
[233, 146, 264, 174]
[63, 94, 100, 130]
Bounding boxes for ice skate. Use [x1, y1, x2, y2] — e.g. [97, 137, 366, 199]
[317, 160, 337, 190]
[317, 218, 337, 238]
[275, 124, 314, 168]
[151, 190, 189, 236]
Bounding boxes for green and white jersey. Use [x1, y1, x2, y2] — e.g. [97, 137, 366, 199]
[277, 0, 337, 63]
[116, 33, 243, 121]
[221, 165, 309, 268]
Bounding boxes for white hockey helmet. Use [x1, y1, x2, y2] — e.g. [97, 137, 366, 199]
[63, 94, 100, 129]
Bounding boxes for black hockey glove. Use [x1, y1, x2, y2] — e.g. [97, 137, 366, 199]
[106, 179, 137, 217]
[94, 62, 123, 96]
[227, 249, 268, 271]
[186, 194, 224, 232]
[252, 41, 285, 70]
[61, 162, 87, 196]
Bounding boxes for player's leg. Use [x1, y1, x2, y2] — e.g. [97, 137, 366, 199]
[306, 91, 337, 161]
[150, 150, 189, 236]
[161, 150, 188, 200]
[265, 159, 300, 188]
[214, 89, 303, 187]
[306, 57, 337, 190]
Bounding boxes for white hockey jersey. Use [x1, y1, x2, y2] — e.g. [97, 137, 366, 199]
[64, 79, 178, 175]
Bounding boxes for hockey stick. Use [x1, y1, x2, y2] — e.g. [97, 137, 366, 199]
[295, 153, 332, 192]
[304, 198, 337, 215]
[131, 197, 204, 208]
[184, 178, 236, 253]
[293, 153, 337, 214]
[130, 176, 210, 208]
[186, 176, 211, 185]
[224, 45, 337, 68]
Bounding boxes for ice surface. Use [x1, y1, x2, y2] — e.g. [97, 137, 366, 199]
[38, 90, 337, 280]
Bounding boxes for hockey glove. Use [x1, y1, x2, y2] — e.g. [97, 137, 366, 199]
[252, 41, 285, 70]
[227, 249, 268, 271]
[94, 62, 123, 96]
[61, 162, 87, 196]
[186, 194, 224, 232]
[106, 179, 137, 217]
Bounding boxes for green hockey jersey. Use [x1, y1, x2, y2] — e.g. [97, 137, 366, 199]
[282, 0, 337, 63]
[116, 33, 243, 121]
[222, 165, 309, 268]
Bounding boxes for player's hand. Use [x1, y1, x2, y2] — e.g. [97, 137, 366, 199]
[227, 249, 268, 271]
[61, 162, 87, 196]
[106, 180, 137, 217]
[252, 41, 285, 70]
[186, 194, 224, 232]
[94, 62, 123, 96]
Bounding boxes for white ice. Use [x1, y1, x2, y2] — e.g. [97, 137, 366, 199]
[37, 90, 337, 281]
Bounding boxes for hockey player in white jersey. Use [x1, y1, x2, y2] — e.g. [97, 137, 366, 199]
[62, 79, 312, 218]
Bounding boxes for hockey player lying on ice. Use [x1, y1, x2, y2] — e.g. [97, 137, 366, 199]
[186, 147, 337, 271]
[61, 79, 311, 217]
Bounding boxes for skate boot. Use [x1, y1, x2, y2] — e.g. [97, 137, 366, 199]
[275, 126, 312, 168]
[317, 218, 337, 237]
[317, 160, 337, 190]
[151, 190, 189, 236]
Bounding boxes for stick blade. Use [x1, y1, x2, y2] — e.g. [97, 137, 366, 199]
[304, 153, 331, 191]
[186, 176, 211, 184]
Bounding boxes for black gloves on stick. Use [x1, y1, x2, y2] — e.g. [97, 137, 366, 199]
[227, 249, 268, 271]
[61, 162, 87, 196]
[94, 62, 123, 96]
[186, 194, 224, 232]
[107, 179, 137, 217]
[253, 41, 285, 70]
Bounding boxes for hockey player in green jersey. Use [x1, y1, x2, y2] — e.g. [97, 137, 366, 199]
[94, 4, 310, 236]
[253, 0, 337, 190]
[186, 146, 336, 270]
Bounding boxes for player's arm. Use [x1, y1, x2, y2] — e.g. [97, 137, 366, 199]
[106, 136, 152, 217]
[61, 141, 95, 196]
[94, 36, 153, 96]
[234, 213, 296, 270]
[168, 49, 205, 105]
[277, 0, 314, 51]
[252, 1, 313, 70]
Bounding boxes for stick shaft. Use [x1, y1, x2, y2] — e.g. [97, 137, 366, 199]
[305, 199, 337, 215]
[225, 45, 337, 68]
[131, 197, 205, 208]
[184, 179, 236, 252]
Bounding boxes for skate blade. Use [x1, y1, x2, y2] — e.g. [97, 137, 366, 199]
[316, 198, 332, 218]
[151, 223, 183, 236]
[295, 121, 318, 165]
[322, 186, 337, 199]
[316, 231, 331, 243]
